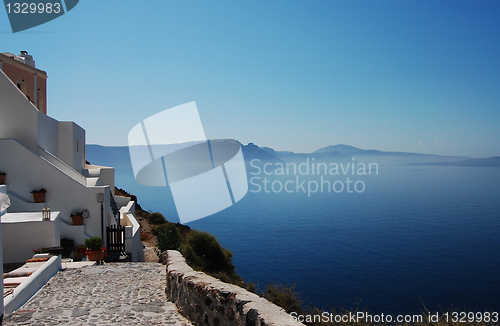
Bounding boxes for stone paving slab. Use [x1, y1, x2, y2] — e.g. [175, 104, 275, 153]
[62, 261, 96, 269]
[3, 262, 193, 325]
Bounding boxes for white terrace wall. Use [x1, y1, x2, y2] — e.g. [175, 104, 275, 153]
[2, 212, 60, 264]
[58, 121, 85, 173]
[0, 69, 38, 152]
[84, 165, 115, 194]
[0, 139, 112, 247]
[117, 198, 144, 262]
[1, 68, 85, 173]
[37, 112, 59, 157]
[164, 250, 303, 326]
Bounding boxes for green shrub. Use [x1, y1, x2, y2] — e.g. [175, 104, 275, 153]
[84, 236, 102, 251]
[155, 223, 182, 255]
[245, 281, 257, 293]
[148, 212, 166, 225]
[182, 230, 233, 273]
[263, 282, 303, 314]
[152, 223, 171, 236]
[181, 230, 243, 285]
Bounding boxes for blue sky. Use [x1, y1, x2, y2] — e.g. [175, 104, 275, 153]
[2, 0, 499, 157]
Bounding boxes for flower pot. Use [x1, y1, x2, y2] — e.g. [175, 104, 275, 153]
[33, 192, 45, 203]
[0, 173, 5, 185]
[87, 250, 104, 262]
[71, 215, 84, 225]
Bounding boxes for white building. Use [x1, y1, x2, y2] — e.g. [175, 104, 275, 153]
[0, 51, 143, 263]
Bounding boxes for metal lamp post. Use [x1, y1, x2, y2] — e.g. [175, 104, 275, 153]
[97, 193, 104, 241]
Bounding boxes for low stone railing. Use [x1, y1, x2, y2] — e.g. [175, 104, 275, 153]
[163, 250, 303, 326]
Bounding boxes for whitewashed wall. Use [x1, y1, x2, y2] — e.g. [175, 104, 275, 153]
[0, 70, 38, 152]
[1, 212, 60, 264]
[37, 113, 59, 157]
[58, 121, 85, 173]
[0, 139, 112, 247]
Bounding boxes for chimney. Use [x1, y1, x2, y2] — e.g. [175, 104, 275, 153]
[18, 51, 35, 68]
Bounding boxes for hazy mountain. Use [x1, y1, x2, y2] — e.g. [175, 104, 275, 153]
[313, 144, 470, 165]
[86, 141, 284, 168]
[86, 142, 479, 170]
[314, 144, 382, 155]
[240, 143, 284, 163]
[315, 144, 467, 158]
[261, 147, 294, 155]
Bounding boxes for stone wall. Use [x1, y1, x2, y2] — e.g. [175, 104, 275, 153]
[164, 250, 304, 326]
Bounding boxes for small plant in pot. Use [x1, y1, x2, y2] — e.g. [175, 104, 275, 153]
[33, 247, 48, 255]
[70, 209, 89, 225]
[84, 236, 105, 264]
[31, 188, 47, 203]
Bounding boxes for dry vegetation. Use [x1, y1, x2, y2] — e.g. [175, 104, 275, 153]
[115, 187, 193, 262]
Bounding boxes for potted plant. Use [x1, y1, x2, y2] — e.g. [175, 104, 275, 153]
[33, 247, 48, 255]
[70, 209, 89, 225]
[84, 236, 105, 263]
[0, 172, 6, 185]
[31, 188, 46, 203]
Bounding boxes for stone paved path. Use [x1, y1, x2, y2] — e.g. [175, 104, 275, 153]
[3, 263, 193, 325]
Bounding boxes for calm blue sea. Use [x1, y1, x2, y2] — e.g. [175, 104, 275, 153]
[189, 165, 500, 315]
[89, 148, 500, 315]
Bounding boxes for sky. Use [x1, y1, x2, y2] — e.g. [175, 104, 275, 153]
[1, 0, 499, 158]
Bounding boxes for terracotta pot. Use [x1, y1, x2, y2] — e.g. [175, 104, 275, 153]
[33, 192, 45, 203]
[0, 173, 5, 185]
[71, 215, 84, 225]
[87, 250, 104, 262]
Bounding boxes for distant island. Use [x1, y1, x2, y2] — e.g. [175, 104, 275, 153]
[86, 141, 500, 168]
[243, 142, 473, 166]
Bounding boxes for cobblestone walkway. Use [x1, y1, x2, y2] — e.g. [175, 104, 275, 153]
[3, 263, 193, 325]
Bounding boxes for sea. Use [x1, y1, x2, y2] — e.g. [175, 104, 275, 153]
[87, 146, 500, 316]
